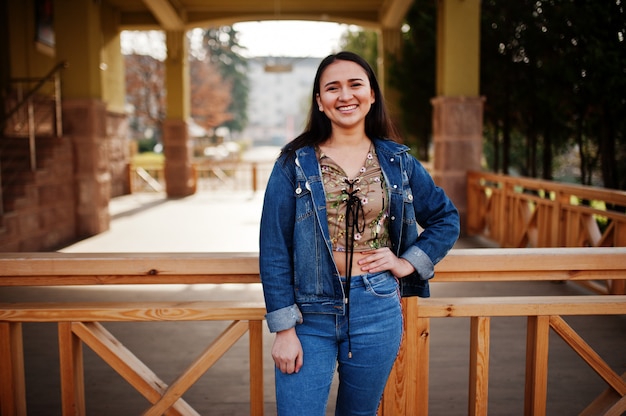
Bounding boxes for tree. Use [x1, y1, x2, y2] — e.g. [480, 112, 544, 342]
[199, 26, 249, 133]
[125, 53, 166, 149]
[339, 28, 379, 72]
[481, 0, 626, 188]
[190, 58, 233, 131]
[388, 1, 437, 160]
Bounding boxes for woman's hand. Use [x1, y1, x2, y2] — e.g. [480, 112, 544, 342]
[272, 327, 304, 374]
[357, 248, 415, 278]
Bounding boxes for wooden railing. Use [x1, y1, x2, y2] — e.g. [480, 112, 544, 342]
[467, 171, 626, 294]
[128, 160, 275, 194]
[1, 248, 625, 415]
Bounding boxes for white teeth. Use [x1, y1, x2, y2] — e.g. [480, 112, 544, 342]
[338, 105, 357, 111]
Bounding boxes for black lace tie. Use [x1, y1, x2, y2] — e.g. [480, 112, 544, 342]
[343, 178, 365, 358]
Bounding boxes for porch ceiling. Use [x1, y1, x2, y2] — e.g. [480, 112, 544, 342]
[105, 0, 414, 31]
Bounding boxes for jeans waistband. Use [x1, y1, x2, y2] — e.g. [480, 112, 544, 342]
[340, 274, 364, 287]
[340, 271, 391, 288]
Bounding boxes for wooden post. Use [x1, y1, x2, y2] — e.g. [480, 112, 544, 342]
[468, 316, 490, 416]
[58, 322, 86, 416]
[0, 322, 27, 416]
[249, 320, 264, 416]
[524, 316, 550, 416]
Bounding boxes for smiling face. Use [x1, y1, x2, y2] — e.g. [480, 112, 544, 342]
[315, 60, 376, 134]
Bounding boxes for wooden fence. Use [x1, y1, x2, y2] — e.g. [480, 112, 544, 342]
[467, 171, 626, 295]
[1, 248, 625, 415]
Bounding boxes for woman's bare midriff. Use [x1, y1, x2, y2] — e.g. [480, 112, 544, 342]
[333, 251, 369, 277]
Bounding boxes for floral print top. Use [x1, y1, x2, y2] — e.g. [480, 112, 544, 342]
[317, 143, 390, 252]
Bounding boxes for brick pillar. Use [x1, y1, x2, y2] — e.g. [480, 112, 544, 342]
[63, 98, 111, 237]
[162, 119, 195, 197]
[431, 96, 484, 234]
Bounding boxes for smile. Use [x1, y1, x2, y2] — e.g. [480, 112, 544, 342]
[337, 105, 358, 111]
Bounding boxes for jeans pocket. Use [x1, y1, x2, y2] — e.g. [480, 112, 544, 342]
[363, 271, 398, 297]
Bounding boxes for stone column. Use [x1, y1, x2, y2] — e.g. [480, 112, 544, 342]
[432, 0, 483, 234]
[55, 0, 110, 237]
[163, 30, 194, 197]
[62, 99, 111, 237]
[163, 119, 195, 197]
[431, 96, 484, 232]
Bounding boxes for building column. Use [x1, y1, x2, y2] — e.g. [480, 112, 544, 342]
[55, 0, 110, 237]
[432, 0, 483, 233]
[163, 30, 194, 197]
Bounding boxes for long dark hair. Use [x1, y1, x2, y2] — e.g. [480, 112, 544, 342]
[281, 51, 399, 157]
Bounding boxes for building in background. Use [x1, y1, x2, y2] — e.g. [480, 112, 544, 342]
[243, 56, 321, 147]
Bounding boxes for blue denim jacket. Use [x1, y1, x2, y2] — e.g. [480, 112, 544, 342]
[259, 138, 460, 332]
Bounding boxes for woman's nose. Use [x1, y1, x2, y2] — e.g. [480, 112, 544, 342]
[338, 87, 352, 100]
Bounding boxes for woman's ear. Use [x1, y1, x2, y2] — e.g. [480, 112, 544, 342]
[316, 94, 323, 112]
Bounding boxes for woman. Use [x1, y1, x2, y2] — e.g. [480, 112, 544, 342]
[259, 51, 460, 416]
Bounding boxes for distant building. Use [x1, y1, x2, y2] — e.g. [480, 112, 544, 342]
[243, 56, 321, 147]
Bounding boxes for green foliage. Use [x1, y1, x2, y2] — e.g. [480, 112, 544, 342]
[201, 26, 250, 132]
[339, 29, 379, 73]
[481, 0, 626, 189]
[388, 1, 437, 160]
[132, 152, 164, 167]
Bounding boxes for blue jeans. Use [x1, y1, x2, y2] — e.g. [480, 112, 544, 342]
[275, 271, 403, 416]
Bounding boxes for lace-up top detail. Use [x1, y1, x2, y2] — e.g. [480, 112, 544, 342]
[318, 145, 390, 253]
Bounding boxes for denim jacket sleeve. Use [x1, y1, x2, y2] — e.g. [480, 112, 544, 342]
[400, 154, 460, 281]
[258, 156, 304, 332]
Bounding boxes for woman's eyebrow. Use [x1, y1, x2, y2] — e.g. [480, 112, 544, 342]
[323, 78, 365, 88]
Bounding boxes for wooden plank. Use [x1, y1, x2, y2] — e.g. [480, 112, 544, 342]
[58, 322, 85, 416]
[0, 301, 267, 322]
[580, 372, 626, 416]
[381, 298, 421, 415]
[416, 296, 626, 318]
[0, 274, 260, 287]
[249, 320, 264, 416]
[142, 320, 249, 416]
[71, 322, 197, 416]
[1, 248, 625, 287]
[524, 316, 550, 416]
[468, 316, 490, 416]
[549, 316, 626, 396]
[0, 323, 27, 416]
[0, 252, 260, 277]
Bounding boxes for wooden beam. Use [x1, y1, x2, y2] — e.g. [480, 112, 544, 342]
[380, 0, 414, 28]
[416, 296, 626, 318]
[142, 0, 185, 30]
[0, 301, 267, 322]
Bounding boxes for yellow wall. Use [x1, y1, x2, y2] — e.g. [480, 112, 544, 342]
[100, 3, 126, 113]
[7, 0, 55, 78]
[436, 0, 481, 96]
[54, 0, 102, 99]
[165, 30, 190, 120]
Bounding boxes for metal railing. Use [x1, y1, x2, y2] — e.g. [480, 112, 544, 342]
[1, 61, 68, 216]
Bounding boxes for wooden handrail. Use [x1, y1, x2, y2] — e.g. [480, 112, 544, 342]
[1, 248, 625, 415]
[0, 248, 623, 285]
[467, 172, 626, 295]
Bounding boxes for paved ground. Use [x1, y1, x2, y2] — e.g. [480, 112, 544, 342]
[2, 190, 625, 415]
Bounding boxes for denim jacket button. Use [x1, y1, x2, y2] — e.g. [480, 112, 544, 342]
[296, 187, 302, 194]
[408, 195, 413, 201]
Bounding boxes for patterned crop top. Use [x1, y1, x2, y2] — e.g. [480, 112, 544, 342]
[318, 144, 390, 253]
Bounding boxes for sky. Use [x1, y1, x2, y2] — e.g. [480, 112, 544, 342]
[234, 20, 348, 57]
[121, 21, 351, 60]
